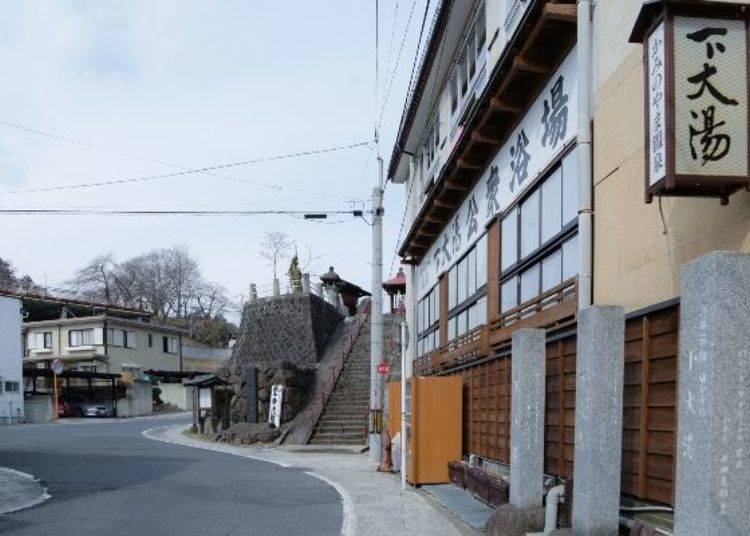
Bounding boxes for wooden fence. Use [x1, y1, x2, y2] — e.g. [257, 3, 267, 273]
[442, 303, 679, 506]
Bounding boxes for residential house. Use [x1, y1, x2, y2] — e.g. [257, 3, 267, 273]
[18, 294, 184, 375]
[0, 295, 23, 422]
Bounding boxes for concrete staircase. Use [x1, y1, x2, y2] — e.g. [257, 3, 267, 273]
[309, 320, 371, 445]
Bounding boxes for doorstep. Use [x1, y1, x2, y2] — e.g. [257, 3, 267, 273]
[422, 483, 494, 532]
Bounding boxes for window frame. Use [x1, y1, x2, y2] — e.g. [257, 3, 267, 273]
[68, 329, 94, 348]
[446, 233, 489, 342]
[417, 285, 440, 357]
[498, 146, 580, 313]
[448, 1, 488, 125]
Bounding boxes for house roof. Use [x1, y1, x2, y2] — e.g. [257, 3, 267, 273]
[0, 290, 151, 322]
[23, 314, 187, 335]
[183, 373, 229, 387]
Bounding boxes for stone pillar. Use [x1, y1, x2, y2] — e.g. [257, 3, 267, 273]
[272, 278, 280, 297]
[674, 251, 750, 536]
[510, 328, 546, 509]
[248, 283, 257, 302]
[243, 366, 258, 424]
[572, 306, 625, 535]
[301, 273, 310, 294]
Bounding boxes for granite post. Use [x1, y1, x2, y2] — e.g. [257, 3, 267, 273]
[674, 251, 750, 536]
[302, 273, 310, 294]
[243, 366, 258, 424]
[510, 329, 546, 509]
[572, 306, 625, 535]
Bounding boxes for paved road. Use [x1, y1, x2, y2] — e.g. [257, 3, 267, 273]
[0, 415, 343, 536]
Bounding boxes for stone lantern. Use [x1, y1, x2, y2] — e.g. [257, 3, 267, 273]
[319, 266, 342, 307]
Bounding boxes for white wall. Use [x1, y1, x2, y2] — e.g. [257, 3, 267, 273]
[0, 296, 24, 422]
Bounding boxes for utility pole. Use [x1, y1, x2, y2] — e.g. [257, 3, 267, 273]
[369, 155, 384, 463]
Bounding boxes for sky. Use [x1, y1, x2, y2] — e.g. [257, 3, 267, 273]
[0, 1, 433, 318]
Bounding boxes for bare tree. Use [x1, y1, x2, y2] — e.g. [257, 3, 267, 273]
[0, 258, 16, 290]
[259, 231, 293, 280]
[67, 254, 119, 303]
[194, 280, 231, 323]
[164, 245, 200, 318]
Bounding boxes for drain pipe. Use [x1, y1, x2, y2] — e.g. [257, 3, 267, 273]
[527, 484, 565, 535]
[400, 321, 408, 491]
[577, 0, 593, 310]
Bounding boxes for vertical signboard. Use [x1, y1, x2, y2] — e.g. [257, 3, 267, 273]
[648, 21, 668, 187]
[640, 4, 750, 204]
[268, 384, 284, 427]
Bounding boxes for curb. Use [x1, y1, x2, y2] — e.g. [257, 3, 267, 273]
[0, 467, 51, 516]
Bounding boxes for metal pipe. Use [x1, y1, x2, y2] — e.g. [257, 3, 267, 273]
[577, 0, 593, 310]
[526, 484, 565, 535]
[369, 156, 385, 463]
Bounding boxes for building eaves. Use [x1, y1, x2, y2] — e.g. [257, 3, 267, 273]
[387, 0, 455, 182]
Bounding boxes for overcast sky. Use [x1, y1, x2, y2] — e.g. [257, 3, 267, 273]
[0, 1, 431, 317]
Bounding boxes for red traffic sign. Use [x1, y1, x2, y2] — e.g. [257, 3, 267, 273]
[377, 361, 391, 375]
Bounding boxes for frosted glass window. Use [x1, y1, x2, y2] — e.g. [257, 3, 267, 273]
[520, 264, 540, 304]
[433, 288, 438, 325]
[541, 249, 562, 292]
[476, 297, 487, 326]
[457, 258, 468, 304]
[562, 149, 579, 225]
[448, 265, 458, 309]
[562, 234, 579, 281]
[457, 310, 468, 336]
[501, 211, 518, 271]
[476, 233, 488, 288]
[468, 248, 477, 296]
[501, 278, 518, 313]
[520, 190, 540, 258]
[448, 317, 457, 340]
[541, 168, 562, 244]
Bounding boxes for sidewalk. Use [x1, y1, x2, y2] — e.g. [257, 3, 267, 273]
[144, 425, 474, 536]
[0, 467, 49, 516]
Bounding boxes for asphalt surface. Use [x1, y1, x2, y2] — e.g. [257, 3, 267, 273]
[0, 415, 343, 536]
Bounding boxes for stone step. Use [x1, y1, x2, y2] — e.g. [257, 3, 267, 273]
[321, 411, 367, 418]
[311, 431, 366, 441]
[309, 438, 366, 445]
[315, 426, 366, 435]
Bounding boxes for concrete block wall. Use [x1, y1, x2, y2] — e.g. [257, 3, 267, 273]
[116, 379, 153, 418]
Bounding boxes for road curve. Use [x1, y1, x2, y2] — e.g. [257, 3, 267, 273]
[0, 415, 343, 536]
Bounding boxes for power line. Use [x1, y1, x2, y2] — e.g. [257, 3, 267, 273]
[381, 0, 430, 199]
[377, 0, 420, 130]
[0, 120, 372, 199]
[0, 208, 369, 216]
[0, 140, 373, 198]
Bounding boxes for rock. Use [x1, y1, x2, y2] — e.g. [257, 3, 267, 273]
[485, 504, 545, 536]
[215, 422, 280, 444]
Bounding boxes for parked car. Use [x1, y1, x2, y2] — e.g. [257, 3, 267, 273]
[61, 396, 114, 418]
